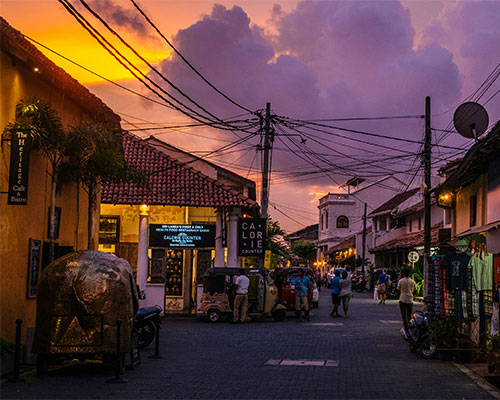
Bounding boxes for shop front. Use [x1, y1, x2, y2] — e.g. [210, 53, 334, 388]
[99, 133, 259, 313]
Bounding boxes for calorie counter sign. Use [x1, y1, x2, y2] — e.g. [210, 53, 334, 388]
[238, 218, 267, 257]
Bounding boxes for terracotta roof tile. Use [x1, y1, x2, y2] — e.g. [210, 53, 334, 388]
[368, 188, 420, 217]
[101, 132, 259, 209]
[369, 222, 443, 253]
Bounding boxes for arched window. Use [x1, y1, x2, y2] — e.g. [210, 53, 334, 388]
[336, 215, 349, 228]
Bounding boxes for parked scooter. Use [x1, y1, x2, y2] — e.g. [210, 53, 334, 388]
[352, 275, 368, 292]
[403, 310, 437, 359]
[135, 305, 162, 349]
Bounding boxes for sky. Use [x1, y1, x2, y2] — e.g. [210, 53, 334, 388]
[2, 0, 500, 233]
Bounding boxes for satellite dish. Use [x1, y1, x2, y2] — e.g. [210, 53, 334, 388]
[453, 102, 489, 140]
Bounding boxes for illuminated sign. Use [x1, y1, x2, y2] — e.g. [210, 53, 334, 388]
[149, 224, 215, 248]
[238, 218, 267, 256]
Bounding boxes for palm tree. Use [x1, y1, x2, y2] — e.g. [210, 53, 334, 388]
[5, 98, 67, 262]
[60, 120, 143, 249]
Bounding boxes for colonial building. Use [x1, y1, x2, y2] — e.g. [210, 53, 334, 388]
[0, 17, 119, 343]
[435, 120, 500, 252]
[317, 176, 405, 261]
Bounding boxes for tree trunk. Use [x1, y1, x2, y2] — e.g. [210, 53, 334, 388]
[87, 189, 93, 250]
[49, 172, 57, 263]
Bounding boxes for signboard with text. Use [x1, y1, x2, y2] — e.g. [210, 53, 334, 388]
[238, 218, 267, 257]
[8, 129, 32, 205]
[149, 224, 215, 248]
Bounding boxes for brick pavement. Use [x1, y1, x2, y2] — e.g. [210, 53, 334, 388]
[1, 290, 498, 399]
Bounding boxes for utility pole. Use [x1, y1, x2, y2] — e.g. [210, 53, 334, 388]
[361, 202, 367, 277]
[423, 96, 431, 303]
[260, 102, 272, 219]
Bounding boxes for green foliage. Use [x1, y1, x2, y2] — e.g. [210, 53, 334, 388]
[290, 240, 315, 262]
[0, 337, 15, 356]
[430, 316, 461, 349]
[477, 333, 500, 362]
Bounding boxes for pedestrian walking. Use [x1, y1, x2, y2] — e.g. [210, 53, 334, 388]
[233, 268, 250, 323]
[397, 268, 416, 334]
[338, 270, 352, 318]
[330, 269, 341, 317]
[377, 268, 390, 304]
[295, 269, 312, 322]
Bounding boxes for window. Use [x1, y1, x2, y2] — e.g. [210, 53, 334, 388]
[470, 195, 477, 227]
[379, 217, 387, 231]
[325, 211, 329, 229]
[320, 213, 323, 230]
[409, 219, 413, 233]
[418, 217, 422, 231]
[99, 216, 120, 244]
[336, 215, 349, 228]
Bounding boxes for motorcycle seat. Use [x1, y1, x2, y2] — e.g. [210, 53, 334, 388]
[136, 305, 162, 319]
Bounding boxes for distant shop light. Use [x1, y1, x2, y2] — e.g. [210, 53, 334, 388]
[33, 67, 40, 72]
[438, 192, 454, 208]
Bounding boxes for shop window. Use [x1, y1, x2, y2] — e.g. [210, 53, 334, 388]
[470, 195, 477, 227]
[165, 250, 183, 296]
[336, 215, 349, 228]
[99, 216, 120, 244]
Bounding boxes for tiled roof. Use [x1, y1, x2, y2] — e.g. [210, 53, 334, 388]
[288, 224, 318, 240]
[0, 17, 120, 126]
[393, 198, 436, 219]
[369, 222, 443, 253]
[325, 235, 356, 254]
[437, 120, 500, 192]
[368, 188, 420, 217]
[101, 132, 259, 209]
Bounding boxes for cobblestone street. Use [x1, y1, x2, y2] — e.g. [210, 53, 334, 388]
[2, 290, 499, 399]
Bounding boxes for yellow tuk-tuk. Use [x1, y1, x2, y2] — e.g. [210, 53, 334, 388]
[199, 268, 286, 322]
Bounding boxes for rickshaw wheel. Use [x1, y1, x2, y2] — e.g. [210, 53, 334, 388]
[207, 309, 221, 322]
[272, 309, 286, 322]
[36, 354, 49, 375]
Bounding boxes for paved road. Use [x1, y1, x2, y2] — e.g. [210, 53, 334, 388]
[2, 290, 498, 399]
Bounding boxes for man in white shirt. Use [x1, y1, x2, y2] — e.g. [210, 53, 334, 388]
[233, 268, 250, 323]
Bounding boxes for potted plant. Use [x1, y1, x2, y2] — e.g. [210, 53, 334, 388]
[477, 333, 500, 373]
[430, 316, 461, 361]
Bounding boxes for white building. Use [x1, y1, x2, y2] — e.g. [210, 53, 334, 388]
[317, 176, 405, 261]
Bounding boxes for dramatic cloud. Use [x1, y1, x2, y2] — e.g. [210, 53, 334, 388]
[141, 1, 499, 231]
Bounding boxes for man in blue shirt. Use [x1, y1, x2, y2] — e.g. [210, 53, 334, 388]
[295, 269, 312, 322]
[330, 269, 342, 317]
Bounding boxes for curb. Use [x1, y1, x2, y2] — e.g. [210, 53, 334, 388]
[453, 362, 500, 399]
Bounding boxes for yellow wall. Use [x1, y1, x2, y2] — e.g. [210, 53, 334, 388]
[454, 173, 488, 235]
[0, 49, 100, 343]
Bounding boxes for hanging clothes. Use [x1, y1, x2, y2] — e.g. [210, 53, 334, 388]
[471, 254, 494, 291]
[445, 251, 471, 290]
[494, 255, 500, 286]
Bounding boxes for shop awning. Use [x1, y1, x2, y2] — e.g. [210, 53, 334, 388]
[457, 219, 500, 237]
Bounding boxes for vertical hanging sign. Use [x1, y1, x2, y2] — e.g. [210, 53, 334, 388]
[8, 129, 32, 205]
[238, 218, 267, 257]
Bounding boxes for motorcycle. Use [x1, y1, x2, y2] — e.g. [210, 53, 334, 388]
[135, 305, 162, 349]
[352, 275, 368, 292]
[403, 310, 437, 359]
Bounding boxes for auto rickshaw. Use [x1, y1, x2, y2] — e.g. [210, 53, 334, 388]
[198, 268, 287, 322]
[279, 267, 316, 312]
[33, 250, 139, 374]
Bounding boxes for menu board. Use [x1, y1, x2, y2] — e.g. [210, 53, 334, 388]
[165, 250, 183, 297]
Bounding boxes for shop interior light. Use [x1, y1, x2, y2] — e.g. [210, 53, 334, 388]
[33, 67, 40, 72]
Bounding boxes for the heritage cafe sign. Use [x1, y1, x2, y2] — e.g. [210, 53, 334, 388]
[149, 224, 216, 248]
[238, 218, 267, 257]
[8, 129, 32, 205]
